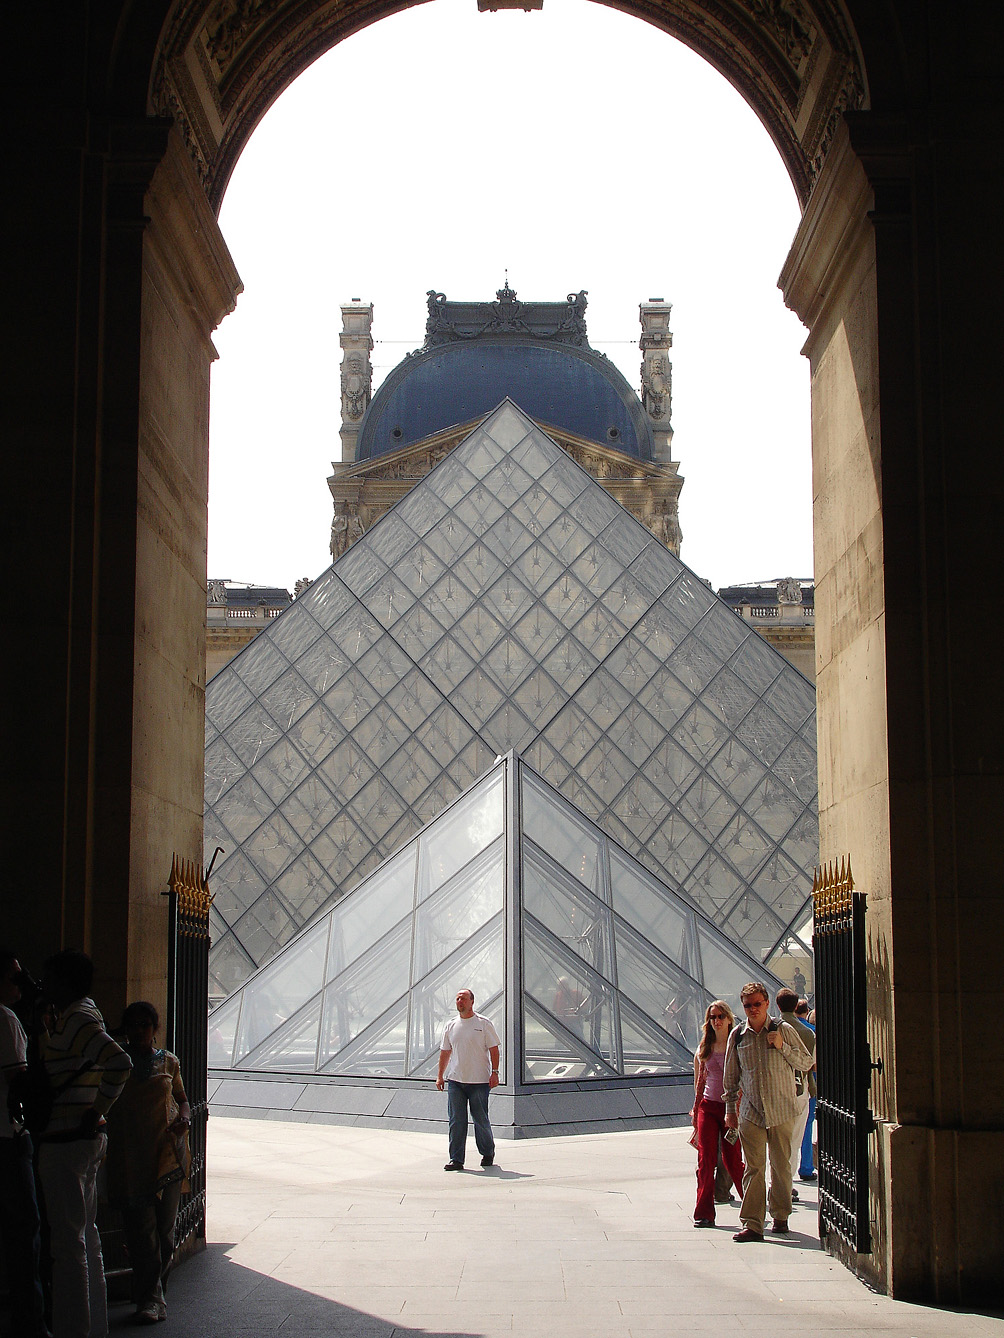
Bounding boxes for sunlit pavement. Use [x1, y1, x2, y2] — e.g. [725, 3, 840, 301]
[121, 1117, 1004, 1338]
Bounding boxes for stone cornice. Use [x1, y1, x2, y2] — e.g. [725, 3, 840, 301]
[778, 115, 873, 359]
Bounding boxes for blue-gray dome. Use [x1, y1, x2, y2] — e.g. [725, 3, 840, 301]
[356, 287, 654, 463]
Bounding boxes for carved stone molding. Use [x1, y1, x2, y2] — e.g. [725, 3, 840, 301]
[153, 1, 866, 212]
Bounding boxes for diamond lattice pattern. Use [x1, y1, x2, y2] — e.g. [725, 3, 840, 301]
[205, 401, 816, 997]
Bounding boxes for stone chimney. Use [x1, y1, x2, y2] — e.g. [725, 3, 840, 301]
[338, 300, 373, 463]
[639, 298, 674, 465]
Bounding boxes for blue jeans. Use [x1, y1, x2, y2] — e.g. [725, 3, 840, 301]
[447, 1082, 494, 1165]
[800, 1096, 816, 1176]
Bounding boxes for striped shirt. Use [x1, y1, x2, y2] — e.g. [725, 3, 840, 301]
[722, 1017, 813, 1129]
[42, 997, 132, 1133]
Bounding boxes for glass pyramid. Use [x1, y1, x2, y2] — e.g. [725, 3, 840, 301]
[209, 754, 779, 1084]
[205, 400, 817, 999]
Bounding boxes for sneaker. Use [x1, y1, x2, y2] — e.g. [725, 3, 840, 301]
[693, 1218, 715, 1228]
[444, 1161, 464, 1171]
[480, 1154, 494, 1167]
[771, 1220, 790, 1234]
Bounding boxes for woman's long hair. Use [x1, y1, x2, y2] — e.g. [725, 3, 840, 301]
[697, 999, 736, 1062]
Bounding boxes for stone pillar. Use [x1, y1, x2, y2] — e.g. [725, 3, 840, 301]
[338, 300, 373, 463]
[780, 114, 1004, 1303]
[639, 298, 674, 465]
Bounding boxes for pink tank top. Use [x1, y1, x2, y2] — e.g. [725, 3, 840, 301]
[701, 1050, 726, 1102]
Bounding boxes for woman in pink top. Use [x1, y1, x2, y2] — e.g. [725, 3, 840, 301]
[691, 1000, 745, 1227]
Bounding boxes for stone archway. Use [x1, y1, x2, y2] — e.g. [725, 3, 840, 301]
[6, 0, 1002, 1306]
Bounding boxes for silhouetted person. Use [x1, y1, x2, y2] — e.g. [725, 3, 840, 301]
[0, 947, 49, 1337]
[36, 951, 131, 1338]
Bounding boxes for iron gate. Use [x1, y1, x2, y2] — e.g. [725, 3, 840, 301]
[812, 857, 878, 1254]
[164, 854, 214, 1256]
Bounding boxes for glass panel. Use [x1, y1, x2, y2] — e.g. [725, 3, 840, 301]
[425, 567, 476, 624]
[612, 921, 705, 1053]
[737, 701, 796, 766]
[352, 702, 410, 768]
[393, 481, 450, 538]
[233, 921, 329, 1062]
[701, 667, 758, 730]
[208, 932, 257, 1004]
[571, 542, 622, 598]
[512, 603, 565, 659]
[522, 851, 613, 979]
[390, 600, 448, 659]
[484, 457, 534, 505]
[295, 571, 355, 623]
[271, 849, 334, 927]
[283, 773, 341, 843]
[608, 774, 667, 841]
[695, 922, 771, 1008]
[251, 736, 310, 803]
[318, 921, 413, 1067]
[678, 774, 739, 842]
[243, 812, 302, 882]
[233, 637, 289, 696]
[523, 926, 616, 1071]
[230, 891, 299, 971]
[775, 735, 818, 803]
[523, 1002, 614, 1082]
[693, 606, 750, 662]
[730, 631, 783, 695]
[283, 700, 343, 766]
[210, 850, 268, 924]
[266, 600, 325, 662]
[522, 772, 604, 897]
[407, 918, 504, 1074]
[419, 767, 504, 900]
[365, 511, 419, 568]
[345, 775, 408, 844]
[325, 843, 417, 980]
[226, 702, 283, 767]
[322, 998, 409, 1077]
[482, 572, 535, 627]
[205, 736, 243, 804]
[598, 514, 650, 568]
[764, 673, 816, 729]
[212, 775, 273, 844]
[241, 997, 322, 1072]
[207, 994, 241, 1068]
[413, 841, 504, 977]
[608, 846, 691, 964]
[484, 403, 531, 451]
[619, 1003, 693, 1076]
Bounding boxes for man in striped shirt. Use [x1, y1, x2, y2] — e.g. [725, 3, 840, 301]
[37, 951, 131, 1338]
[722, 980, 813, 1243]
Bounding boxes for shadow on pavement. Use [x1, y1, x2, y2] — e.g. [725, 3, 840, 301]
[108, 1243, 479, 1338]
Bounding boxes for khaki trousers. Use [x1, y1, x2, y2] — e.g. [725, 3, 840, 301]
[737, 1118, 795, 1234]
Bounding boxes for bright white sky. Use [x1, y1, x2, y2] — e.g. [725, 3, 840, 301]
[210, 0, 812, 594]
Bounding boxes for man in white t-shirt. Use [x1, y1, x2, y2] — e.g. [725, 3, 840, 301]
[436, 988, 500, 1170]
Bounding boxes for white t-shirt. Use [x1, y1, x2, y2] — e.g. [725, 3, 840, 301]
[0, 1003, 28, 1138]
[441, 1013, 500, 1084]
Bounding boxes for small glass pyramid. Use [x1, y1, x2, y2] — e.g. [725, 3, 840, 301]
[209, 754, 778, 1086]
[205, 401, 817, 999]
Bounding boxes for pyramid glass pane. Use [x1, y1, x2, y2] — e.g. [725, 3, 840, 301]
[208, 752, 783, 1125]
[206, 401, 817, 995]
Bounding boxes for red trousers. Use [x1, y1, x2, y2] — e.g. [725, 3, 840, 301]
[694, 1097, 745, 1222]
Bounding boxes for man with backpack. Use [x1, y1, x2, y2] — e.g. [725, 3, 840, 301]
[722, 980, 813, 1243]
[36, 951, 131, 1338]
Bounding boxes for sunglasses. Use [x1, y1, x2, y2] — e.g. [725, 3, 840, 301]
[709, 1013, 729, 1021]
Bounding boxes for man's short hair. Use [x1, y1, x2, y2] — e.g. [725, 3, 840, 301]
[795, 999, 810, 1016]
[775, 987, 799, 1013]
[739, 981, 770, 1005]
[459, 988, 475, 1005]
[43, 950, 94, 1000]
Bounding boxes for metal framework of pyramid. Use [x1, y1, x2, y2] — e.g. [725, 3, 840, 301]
[208, 754, 782, 1136]
[205, 401, 817, 1003]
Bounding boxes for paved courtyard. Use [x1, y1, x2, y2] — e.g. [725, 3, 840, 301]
[123, 1116, 1003, 1338]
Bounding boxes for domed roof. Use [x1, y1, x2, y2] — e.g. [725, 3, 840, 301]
[355, 287, 654, 462]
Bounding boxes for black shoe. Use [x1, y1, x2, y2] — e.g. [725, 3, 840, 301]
[791, 1188, 800, 1202]
[444, 1161, 464, 1171]
[799, 1172, 817, 1182]
[481, 1154, 494, 1167]
[693, 1218, 715, 1228]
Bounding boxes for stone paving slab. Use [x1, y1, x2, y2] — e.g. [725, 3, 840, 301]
[117, 1117, 1004, 1338]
